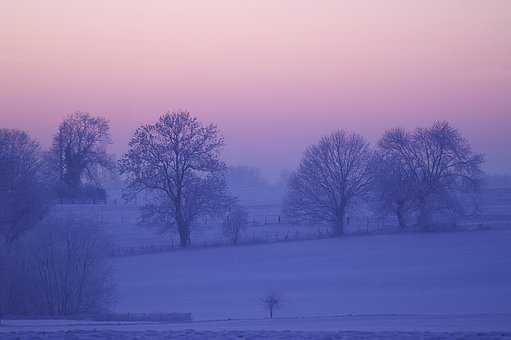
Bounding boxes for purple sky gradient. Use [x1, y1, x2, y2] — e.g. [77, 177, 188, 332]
[1, 0, 510, 179]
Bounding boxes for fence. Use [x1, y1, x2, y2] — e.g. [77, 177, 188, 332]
[47, 201, 511, 257]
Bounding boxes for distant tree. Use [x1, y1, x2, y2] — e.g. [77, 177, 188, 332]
[50, 112, 113, 201]
[222, 203, 248, 245]
[0, 129, 51, 245]
[261, 291, 282, 319]
[378, 121, 484, 230]
[226, 166, 285, 205]
[81, 184, 107, 204]
[119, 111, 230, 247]
[284, 131, 373, 236]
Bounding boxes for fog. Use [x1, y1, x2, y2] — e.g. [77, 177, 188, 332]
[1, 1, 511, 339]
[1, 111, 511, 340]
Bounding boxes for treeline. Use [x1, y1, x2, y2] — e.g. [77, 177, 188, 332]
[285, 123, 483, 234]
[1, 111, 484, 248]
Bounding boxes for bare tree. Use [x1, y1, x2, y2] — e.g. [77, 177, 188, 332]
[50, 112, 113, 201]
[378, 121, 484, 230]
[284, 130, 373, 235]
[0, 129, 51, 245]
[119, 111, 230, 247]
[222, 203, 248, 245]
[261, 291, 282, 319]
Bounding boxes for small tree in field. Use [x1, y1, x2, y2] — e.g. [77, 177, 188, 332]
[285, 130, 373, 235]
[119, 111, 230, 247]
[261, 291, 282, 319]
[222, 203, 248, 245]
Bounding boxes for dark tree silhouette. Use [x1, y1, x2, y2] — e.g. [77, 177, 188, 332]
[119, 111, 229, 247]
[285, 130, 373, 236]
[261, 291, 282, 319]
[50, 112, 113, 201]
[0, 129, 50, 245]
[377, 121, 484, 230]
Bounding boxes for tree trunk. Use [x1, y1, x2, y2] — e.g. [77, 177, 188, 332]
[177, 223, 190, 248]
[175, 191, 191, 247]
[417, 200, 433, 231]
[396, 204, 407, 230]
[65, 160, 83, 195]
[233, 231, 238, 245]
[334, 209, 346, 236]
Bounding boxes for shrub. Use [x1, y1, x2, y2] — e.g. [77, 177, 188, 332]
[2, 217, 115, 317]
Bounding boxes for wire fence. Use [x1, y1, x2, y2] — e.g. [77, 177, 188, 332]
[48, 202, 511, 257]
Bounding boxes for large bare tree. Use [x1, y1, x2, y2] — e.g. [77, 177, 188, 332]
[119, 111, 229, 247]
[50, 112, 113, 200]
[377, 121, 484, 230]
[0, 129, 50, 245]
[285, 130, 373, 235]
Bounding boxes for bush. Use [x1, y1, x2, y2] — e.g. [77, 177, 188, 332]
[1, 217, 115, 317]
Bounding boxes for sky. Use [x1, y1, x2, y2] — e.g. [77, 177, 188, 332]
[1, 0, 510, 180]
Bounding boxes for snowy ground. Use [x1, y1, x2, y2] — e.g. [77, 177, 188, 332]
[2, 314, 511, 333]
[1, 329, 510, 340]
[2, 316, 511, 339]
[2, 230, 511, 338]
[112, 230, 511, 321]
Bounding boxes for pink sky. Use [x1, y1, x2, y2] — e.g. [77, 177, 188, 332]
[1, 0, 510, 179]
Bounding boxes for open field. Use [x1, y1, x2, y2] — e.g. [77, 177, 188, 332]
[2, 223, 510, 338]
[111, 230, 511, 321]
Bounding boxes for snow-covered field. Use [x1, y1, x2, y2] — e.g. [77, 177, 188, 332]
[2, 230, 511, 338]
[112, 229, 511, 321]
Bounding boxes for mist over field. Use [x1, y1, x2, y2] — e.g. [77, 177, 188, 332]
[1, 1, 511, 340]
